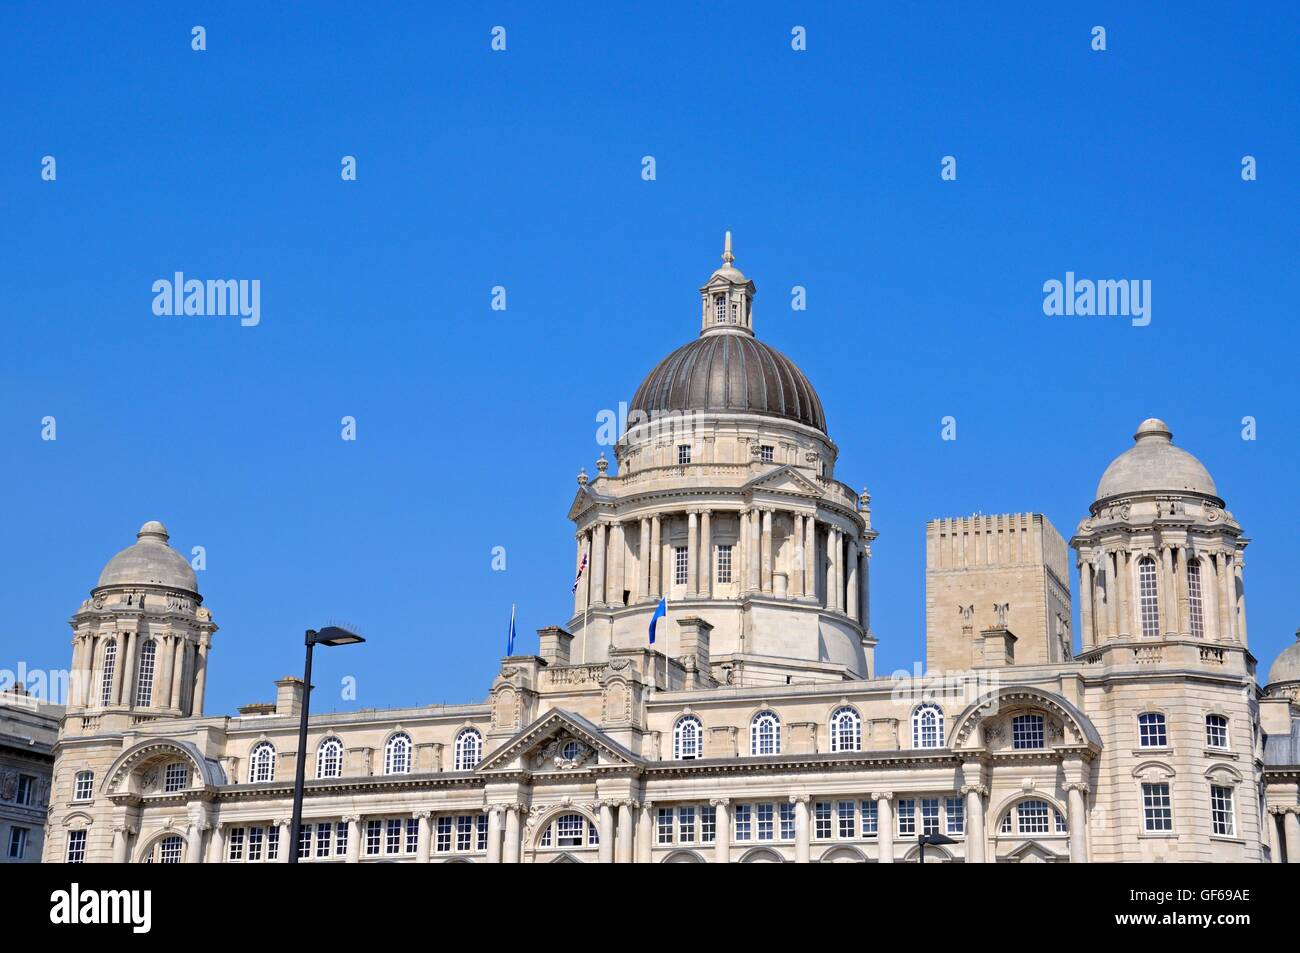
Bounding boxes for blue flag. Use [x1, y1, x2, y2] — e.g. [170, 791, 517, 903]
[648, 597, 666, 644]
[506, 603, 516, 655]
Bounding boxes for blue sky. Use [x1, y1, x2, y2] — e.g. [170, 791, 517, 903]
[2, 3, 1296, 715]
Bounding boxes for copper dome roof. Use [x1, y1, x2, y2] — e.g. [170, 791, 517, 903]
[630, 330, 827, 433]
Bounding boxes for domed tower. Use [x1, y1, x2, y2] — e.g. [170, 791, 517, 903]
[1071, 420, 1248, 654]
[567, 234, 875, 685]
[1265, 630, 1300, 706]
[65, 521, 217, 731]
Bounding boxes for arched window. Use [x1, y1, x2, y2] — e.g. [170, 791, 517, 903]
[750, 711, 781, 755]
[144, 834, 185, 864]
[673, 715, 703, 760]
[134, 640, 156, 707]
[100, 639, 117, 706]
[248, 742, 276, 783]
[73, 770, 94, 802]
[1187, 558, 1205, 637]
[829, 707, 862, 752]
[384, 732, 413, 775]
[912, 704, 944, 749]
[316, 737, 343, 779]
[1137, 556, 1160, 637]
[1138, 712, 1168, 748]
[453, 728, 482, 771]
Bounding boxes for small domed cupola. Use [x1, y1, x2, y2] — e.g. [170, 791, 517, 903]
[699, 231, 756, 335]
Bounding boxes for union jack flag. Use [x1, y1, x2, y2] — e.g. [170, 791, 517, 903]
[572, 552, 588, 592]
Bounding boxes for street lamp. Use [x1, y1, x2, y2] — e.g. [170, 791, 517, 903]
[288, 626, 364, 864]
[917, 832, 957, 864]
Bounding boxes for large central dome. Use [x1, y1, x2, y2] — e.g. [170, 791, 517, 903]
[629, 232, 827, 433]
[630, 332, 827, 433]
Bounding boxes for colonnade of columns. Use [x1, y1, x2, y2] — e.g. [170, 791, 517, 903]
[71, 629, 210, 715]
[573, 508, 869, 627]
[1078, 544, 1245, 650]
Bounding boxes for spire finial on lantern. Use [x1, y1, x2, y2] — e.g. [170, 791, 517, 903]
[722, 230, 734, 266]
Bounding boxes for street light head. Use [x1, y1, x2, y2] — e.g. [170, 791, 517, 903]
[919, 833, 958, 847]
[310, 625, 365, 647]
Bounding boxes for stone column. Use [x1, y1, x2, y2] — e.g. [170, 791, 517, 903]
[963, 786, 986, 863]
[700, 510, 712, 599]
[1174, 546, 1191, 634]
[486, 807, 503, 863]
[1161, 545, 1177, 635]
[416, 811, 432, 863]
[1234, 556, 1248, 646]
[792, 796, 810, 863]
[590, 523, 607, 607]
[650, 516, 662, 600]
[712, 799, 730, 864]
[636, 801, 653, 863]
[617, 801, 634, 863]
[598, 801, 615, 863]
[804, 515, 817, 601]
[860, 543, 872, 633]
[1066, 784, 1088, 863]
[278, 818, 292, 862]
[1079, 561, 1095, 649]
[639, 518, 650, 601]
[846, 540, 860, 621]
[73, 635, 92, 707]
[158, 635, 176, 709]
[118, 632, 136, 709]
[830, 529, 842, 611]
[344, 816, 360, 863]
[573, 533, 588, 615]
[686, 511, 699, 597]
[1201, 551, 1221, 641]
[874, 793, 894, 863]
[1117, 550, 1132, 637]
[1283, 809, 1300, 864]
[193, 636, 210, 715]
[186, 819, 206, 864]
[760, 509, 773, 593]
[170, 638, 188, 713]
[1216, 553, 1234, 641]
[790, 514, 805, 597]
[609, 520, 626, 606]
[1105, 552, 1119, 638]
[208, 824, 225, 864]
[111, 824, 131, 864]
[748, 508, 761, 591]
[503, 806, 522, 863]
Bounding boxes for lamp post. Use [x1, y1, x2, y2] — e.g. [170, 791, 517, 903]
[917, 832, 956, 864]
[288, 626, 364, 864]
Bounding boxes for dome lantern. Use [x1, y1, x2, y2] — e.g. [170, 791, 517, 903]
[699, 230, 756, 336]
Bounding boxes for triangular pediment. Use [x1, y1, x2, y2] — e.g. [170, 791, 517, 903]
[744, 464, 823, 499]
[567, 483, 612, 522]
[476, 708, 643, 774]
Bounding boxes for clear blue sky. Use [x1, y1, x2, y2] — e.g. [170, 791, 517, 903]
[2, 3, 1296, 715]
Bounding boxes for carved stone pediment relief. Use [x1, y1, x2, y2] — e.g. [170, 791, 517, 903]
[532, 733, 595, 771]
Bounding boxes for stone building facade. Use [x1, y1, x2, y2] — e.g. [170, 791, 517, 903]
[1, 687, 62, 863]
[43, 236, 1300, 863]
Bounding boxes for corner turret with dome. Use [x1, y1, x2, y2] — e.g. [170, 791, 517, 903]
[65, 520, 217, 724]
[572, 232, 874, 684]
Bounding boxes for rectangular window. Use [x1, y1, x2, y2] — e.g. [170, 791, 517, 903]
[1142, 783, 1173, 833]
[477, 814, 488, 851]
[717, 544, 733, 584]
[436, 817, 452, 853]
[384, 818, 401, 854]
[1017, 801, 1050, 834]
[701, 806, 716, 844]
[317, 822, 332, 858]
[760, 445, 774, 463]
[1012, 714, 1045, 750]
[779, 803, 795, 841]
[456, 815, 473, 852]
[1138, 713, 1168, 748]
[678, 444, 691, 465]
[679, 806, 697, 843]
[1187, 559, 1205, 637]
[8, 826, 29, 860]
[15, 775, 34, 806]
[1206, 714, 1229, 750]
[73, 772, 93, 802]
[66, 830, 87, 863]
[298, 823, 312, 858]
[920, 798, 940, 837]
[334, 822, 348, 857]
[405, 818, 418, 853]
[945, 796, 965, 835]
[814, 802, 832, 839]
[897, 799, 916, 837]
[756, 803, 774, 841]
[1210, 785, 1235, 837]
[228, 827, 245, 862]
[1138, 557, 1160, 637]
[267, 825, 280, 861]
[734, 804, 752, 841]
[674, 547, 688, 585]
[837, 801, 856, 839]
[164, 762, 188, 793]
[365, 820, 382, 855]
[159, 837, 182, 863]
[657, 807, 674, 844]
[248, 826, 264, 862]
[556, 814, 584, 847]
[100, 641, 116, 707]
[860, 800, 878, 836]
